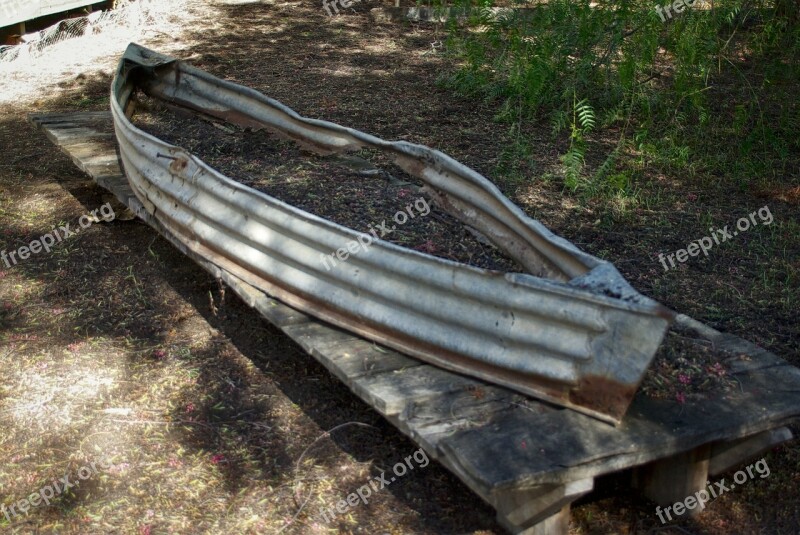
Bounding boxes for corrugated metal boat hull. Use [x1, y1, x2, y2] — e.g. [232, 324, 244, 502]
[110, 43, 672, 424]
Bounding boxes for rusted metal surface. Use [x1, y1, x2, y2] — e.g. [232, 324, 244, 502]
[110, 43, 673, 424]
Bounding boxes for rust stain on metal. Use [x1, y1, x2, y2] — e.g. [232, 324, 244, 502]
[569, 375, 639, 423]
[169, 157, 188, 174]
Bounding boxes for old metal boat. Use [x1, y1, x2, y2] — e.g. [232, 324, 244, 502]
[111, 43, 673, 424]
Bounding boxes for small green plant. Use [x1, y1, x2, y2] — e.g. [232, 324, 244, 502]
[560, 96, 595, 191]
[439, 0, 800, 200]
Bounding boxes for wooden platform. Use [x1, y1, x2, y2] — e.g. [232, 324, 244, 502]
[30, 111, 800, 534]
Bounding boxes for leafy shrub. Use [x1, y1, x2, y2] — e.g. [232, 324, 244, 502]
[440, 0, 799, 195]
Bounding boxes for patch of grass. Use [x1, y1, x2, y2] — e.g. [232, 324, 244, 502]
[441, 0, 800, 207]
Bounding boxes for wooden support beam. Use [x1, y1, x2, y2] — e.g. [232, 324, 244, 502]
[493, 478, 593, 534]
[632, 444, 711, 518]
[520, 505, 569, 535]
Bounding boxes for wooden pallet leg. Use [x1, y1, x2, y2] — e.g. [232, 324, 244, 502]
[633, 444, 711, 520]
[493, 478, 593, 534]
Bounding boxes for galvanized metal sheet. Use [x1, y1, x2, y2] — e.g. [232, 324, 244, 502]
[110, 43, 673, 424]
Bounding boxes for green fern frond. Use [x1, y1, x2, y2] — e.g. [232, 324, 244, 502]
[560, 144, 585, 191]
[575, 99, 596, 133]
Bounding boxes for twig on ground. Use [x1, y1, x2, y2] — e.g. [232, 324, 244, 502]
[275, 421, 379, 534]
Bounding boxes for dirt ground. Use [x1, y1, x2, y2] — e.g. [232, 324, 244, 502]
[0, 1, 798, 534]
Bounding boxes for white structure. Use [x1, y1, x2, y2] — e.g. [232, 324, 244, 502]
[1, 0, 99, 29]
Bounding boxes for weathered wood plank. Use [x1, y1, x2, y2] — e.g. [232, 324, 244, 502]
[82, 163, 125, 181]
[283, 321, 363, 351]
[675, 313, 790, 373]
[250, 294, 311, 328]
[44, 127, 114, 145]
[438, 361, 800, 490]
[30, 111, 112, 124]
[353, 365, 479, 417]
[58, 140, 119, 158]
[298, 345, 421, 398]
[709, 427, 792, 476]
[323, 337, 420, 379]
[30, 113, 115, 137]
[398, 385, 540, 453]
[401, 384, 521, 428]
